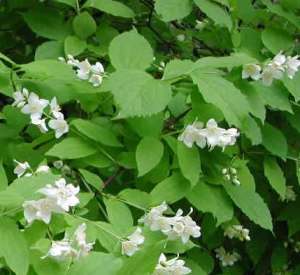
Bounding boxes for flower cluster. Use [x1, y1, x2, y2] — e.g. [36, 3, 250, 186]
[140, 202, 201, 244]
[222, 167, 240, 186]
[12, 88, 69, 138]
[14, 160, 49, 178]
[153, 253, 191, 275]
[121, 227, 145, 256]
[215, 247, 240, 267]
[23, 178, 80, 224]
[60, 55, 105, 87]
[179, 119, 239, 151]
[44, 223, 94, 261]
[224, 225, 250, 242]
[242, 52, 300, 86]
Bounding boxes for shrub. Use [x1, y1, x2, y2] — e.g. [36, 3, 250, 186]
[0, 0, 300, 274]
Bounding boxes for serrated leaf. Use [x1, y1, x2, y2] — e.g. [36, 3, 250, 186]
[283, 73, 300, 101]
[109, 30, 153, 70]
[264, 157, 286, 199]
[118, 189, 151, 209]
[84, 0, 135, 18]
[191, 70, 251, 127]
[46, 137, 97, 159]
[155, 0, 193, 22]
[194, 0, 232, 30]
[177, 141, 201, 185]
[186, 182, 234, 225]
[151, 172, 191, 204]
[0, 217, 29, 275]
[262, 123, 288, 159]
[72, 119, 122, 147]
[224, 183, 273, 231]
[108, 70, 172, 117]
[136, 137, 164, 176]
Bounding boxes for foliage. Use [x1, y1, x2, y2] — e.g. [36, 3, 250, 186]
[0, 0, 300, 274]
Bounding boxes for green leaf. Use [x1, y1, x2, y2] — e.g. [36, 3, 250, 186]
[79, 169, 103, 190]
[84, 0, 135, 18]
[262, 123, 288, 159]
[224, 183, 273, 231]
[271, 244, 288, 273]
[55, 0, 76, 7]
[117, 242, 163, 275]
[118, 189, 152, 209]
[251, 82, 292, 113]
[23, 7, 71, 40]
[177, 141, 201, 185]
[109, 30, 153, 70]
[73, 12, 97, 40]
[0, 217, 29, 275]
[108, 70, 172, 117]
[261, 0, 300, 29]
[264, 157, 286, 199]
[35, 41, 64, 60]
[155, 0, 193, 22]
[0, 159, 7, 191]
[261, 27, 293, 55]
[191, 70, 251, 127]
[283, 73, 300, 101]
[104, 198, 133, 234]
[72, 119, 122, 147]
[46, 137, 97, 159]
[67, 252, 122, 275]
[0, 174, 59, 208]
[151, 172, 191, 205]
[136, 137, 164, 177]
[186, 182, 234, 225]
[64, 35, 87, 56]
[194, 0, 232, 30]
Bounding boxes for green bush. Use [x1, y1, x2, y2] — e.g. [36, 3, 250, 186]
[0, 0, 300, 274]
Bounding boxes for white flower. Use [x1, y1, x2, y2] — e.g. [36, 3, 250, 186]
[224, 225, 250, 241]
[154, 253, 191, 275]
[21, 92, 49, 120]
[201, 119, 226, 149]
[273, 51, 286, 67]
[38, 178, 80, 212]
[14, 160, 31, 178]
[121, 227, 145, 256]
[285, 56, 300, 79]
[49, 97, 61, 118]
[36, 165, 50, 174]
[215, 247, 240, 267]
[45, 239, 76, 260]
[140, 202, 170, 232]
[66, 54, 80, 67]
[178, 122, 206, 148]
[89, 74, 103, 87]
[242, 64, 261, 80]
[23, 198, 62, 224]
[73, 223, 94, 259]
[165, 209, 201, 244]
[91, 62, 104, 75]
[12, 88, 28, 108]
[31, 117, 48, 133]
[261, 65, 284, 86]
[76, 59, 91, 80]
[48, 113, 69, 139]
[176, 34, 186, 42]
